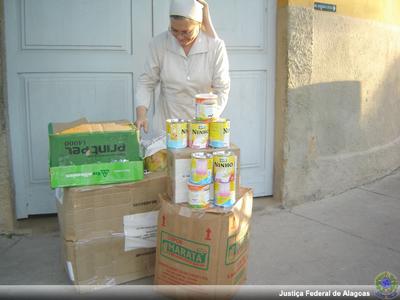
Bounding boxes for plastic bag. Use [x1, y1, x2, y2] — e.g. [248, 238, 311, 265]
[141, 134, 167, 172]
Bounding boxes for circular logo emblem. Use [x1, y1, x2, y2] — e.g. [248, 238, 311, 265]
[375, 272, 398, 299]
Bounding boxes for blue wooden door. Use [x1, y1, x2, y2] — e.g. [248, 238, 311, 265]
[4, 0, 152, 218]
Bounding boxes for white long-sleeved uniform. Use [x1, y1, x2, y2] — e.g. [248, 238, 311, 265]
[135, 30, 230, 135]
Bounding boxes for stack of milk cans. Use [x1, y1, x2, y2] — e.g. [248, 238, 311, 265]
[155, 94, 252, 292]
[166, 93, 237, 208]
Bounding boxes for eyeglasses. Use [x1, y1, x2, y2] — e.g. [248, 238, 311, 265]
[169, 26, 199, 38]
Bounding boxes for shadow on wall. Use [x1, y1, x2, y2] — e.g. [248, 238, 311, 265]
[360, 56, 400, 149]
[285, 57, 400, 204]
[310, 57, 400, 161]
[308, 80, 364, 157]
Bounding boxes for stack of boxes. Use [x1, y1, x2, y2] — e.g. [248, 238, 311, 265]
[49, 118, 167, 285]
[49, 95, 253, 292]
[154, 94, 254, 293]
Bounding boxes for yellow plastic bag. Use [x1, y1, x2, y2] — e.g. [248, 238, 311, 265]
[144, 149, 167, 172]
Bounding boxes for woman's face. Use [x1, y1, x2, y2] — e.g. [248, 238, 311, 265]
[169, 18, 200, 48]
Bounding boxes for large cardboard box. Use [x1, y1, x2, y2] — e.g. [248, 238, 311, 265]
[57, 172, 167, 242]
[63, 236, 156, 285]
[57, 172, 167, 285]
[167, 144, 241, 203]
[49, 118, 143, 188]
[154, 187, 253, 288]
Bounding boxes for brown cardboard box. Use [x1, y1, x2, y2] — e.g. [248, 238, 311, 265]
[167, 144, 241, 204]
[154, 187, 252, 289]
[57, 172, 167, 241]
[57, 171, 167, 285]
[62, 236, 156, 285]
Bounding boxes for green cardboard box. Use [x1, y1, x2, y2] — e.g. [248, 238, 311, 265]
[49, 118, 143, 188]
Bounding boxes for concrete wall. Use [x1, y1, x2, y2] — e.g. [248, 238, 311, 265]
[275, 0, 400, 206]
[0, 0, 15, 232]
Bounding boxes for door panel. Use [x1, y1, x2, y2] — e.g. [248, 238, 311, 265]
[22, 0, 132, 51]
[5, 0, 152, 218]
[153, 0, 276, 196]
[203, 0, 267, 50]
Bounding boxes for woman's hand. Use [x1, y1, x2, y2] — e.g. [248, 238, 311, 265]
[196, 0, 219, 39]
[135, 106, 149, 133]
[135, 118, 149, 133]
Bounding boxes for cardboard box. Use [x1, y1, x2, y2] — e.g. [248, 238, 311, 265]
[154, 187, 253, 287]
[49, 118, 143, 188]
[167, 144, 241, 203]
[57, 172, 167, 242]
[57, 171, 167, 286]
[49, 118, 141, 166]
[63, 236, 156, 285]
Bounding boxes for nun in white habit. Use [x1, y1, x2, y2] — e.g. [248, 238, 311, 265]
[134, 0, 230, 135]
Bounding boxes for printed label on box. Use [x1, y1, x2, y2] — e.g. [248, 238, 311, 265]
[225, 231, 249, 265]
[160, 231, 210, 270]
[124, 210, 159, 251]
